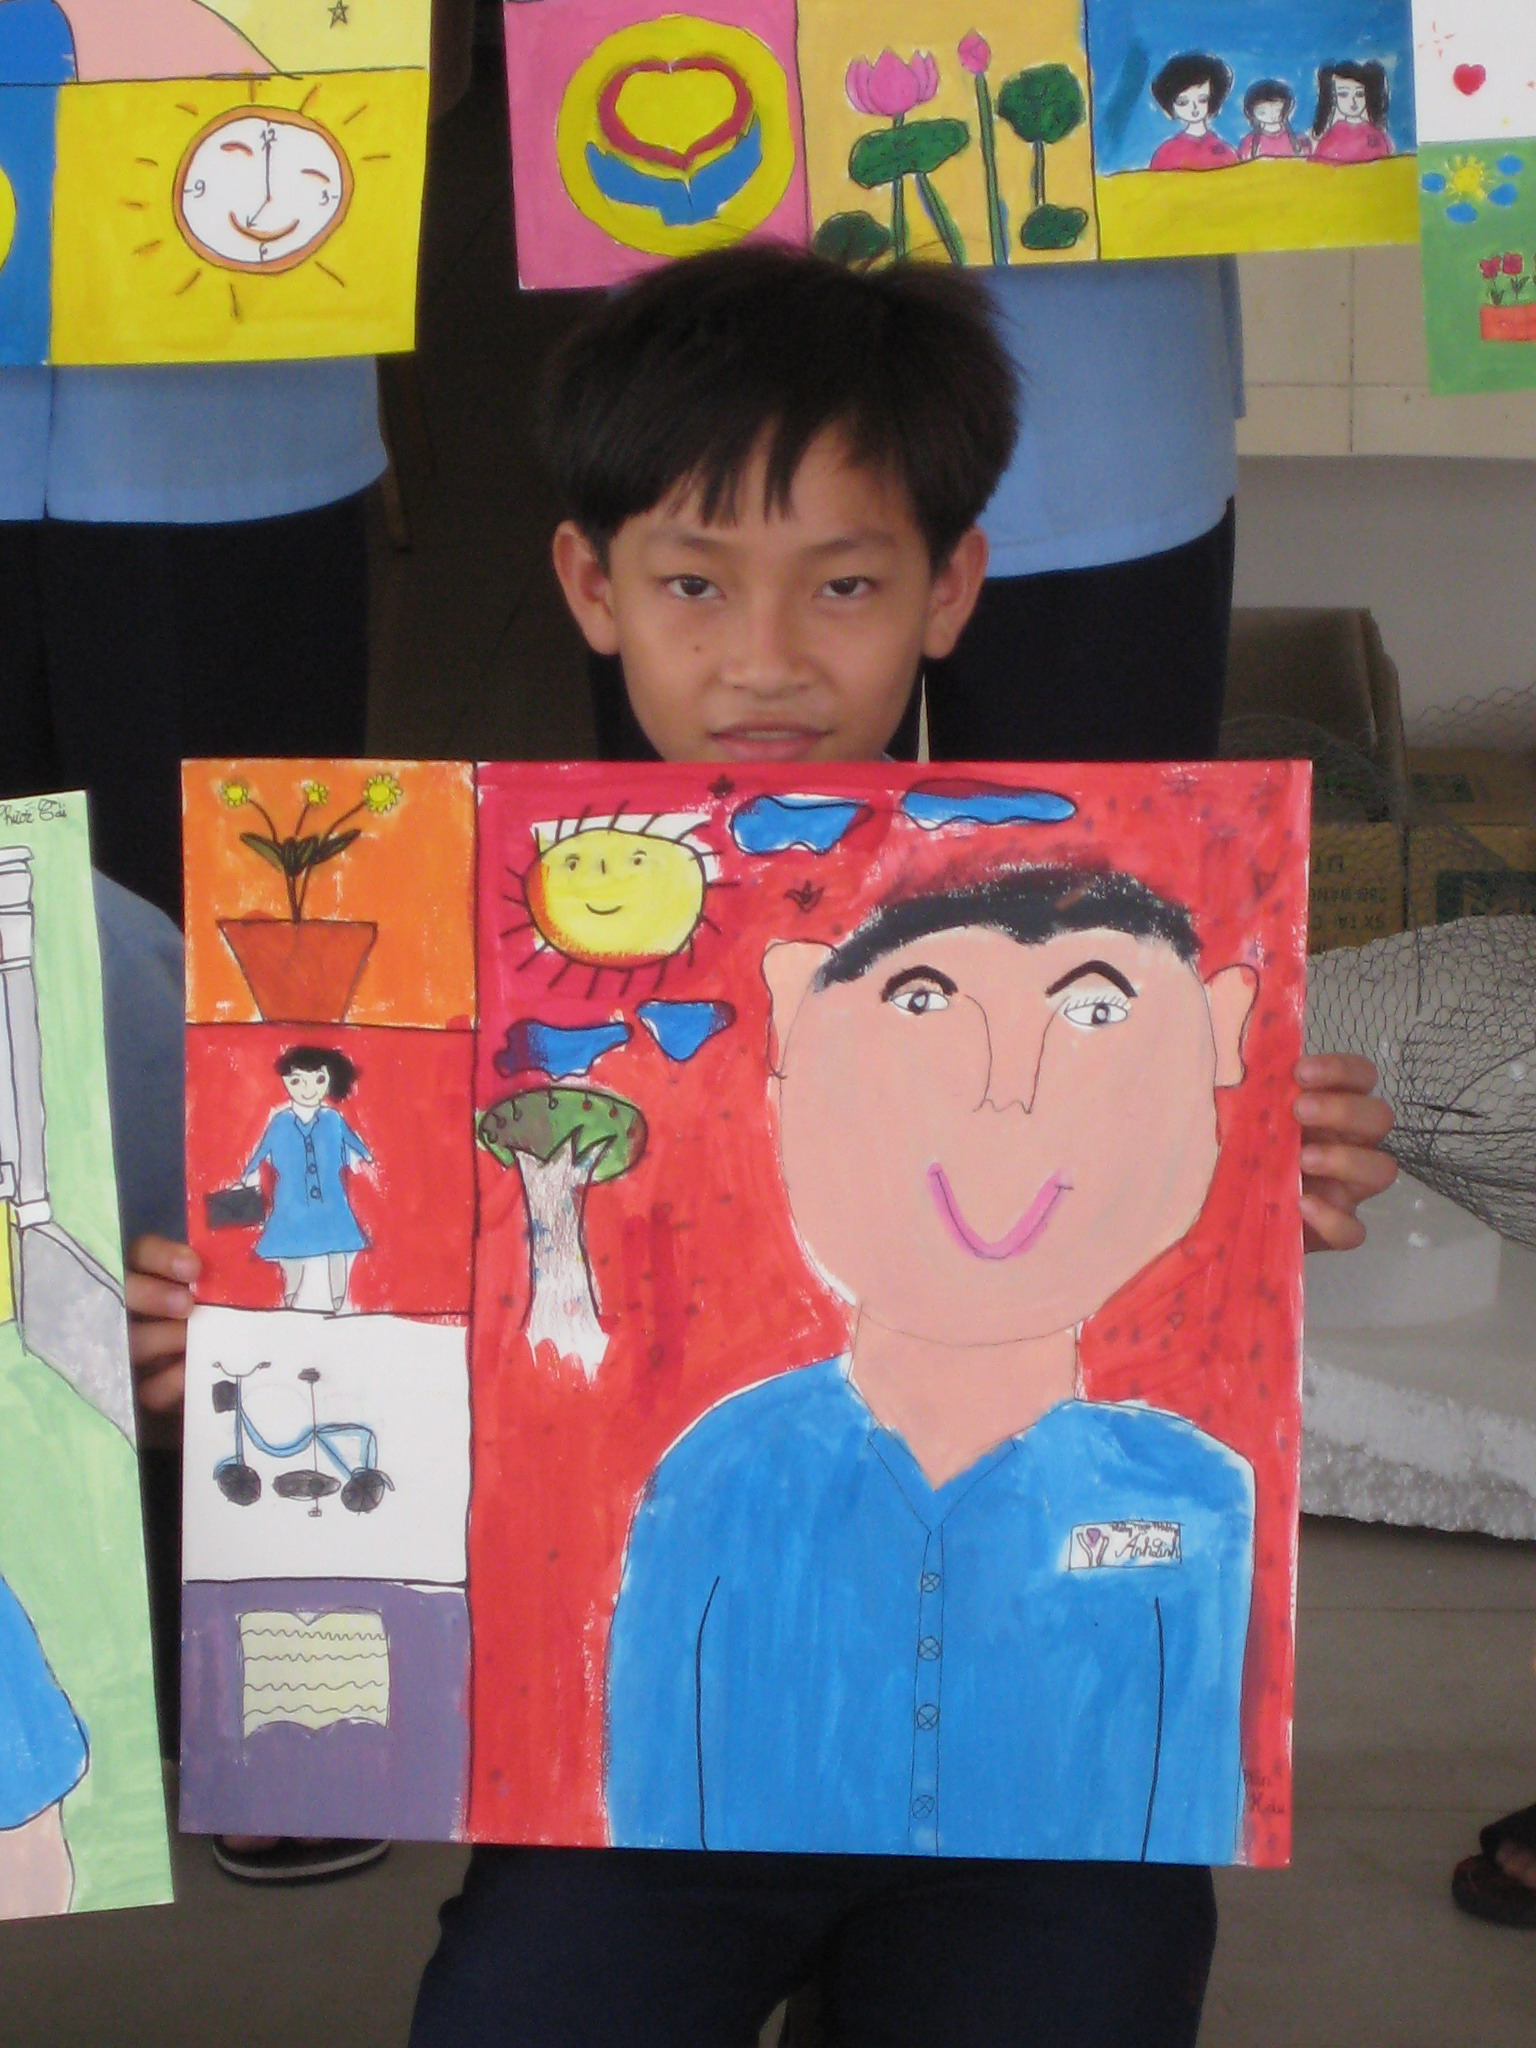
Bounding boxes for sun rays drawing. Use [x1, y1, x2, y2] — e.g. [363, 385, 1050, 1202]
[500, 810, 727, 997]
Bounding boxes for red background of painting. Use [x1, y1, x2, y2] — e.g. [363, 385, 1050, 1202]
[186, 1024, 476, 1318]
[467, 761, 1310, 1866]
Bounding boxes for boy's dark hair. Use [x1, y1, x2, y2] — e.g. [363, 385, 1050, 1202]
[276, 1045, 357, 1101]
[542, 244, 1019, 566]
[1244, 78, 1295, 120]
[1151, 53, 1234, 118]
[816, 865, 1199, 991]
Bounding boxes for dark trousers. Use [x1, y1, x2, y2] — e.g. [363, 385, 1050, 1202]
[0, 494, 371, 921]
[412, 1846, 1217, 2048]
[585, 505, 1236, 767]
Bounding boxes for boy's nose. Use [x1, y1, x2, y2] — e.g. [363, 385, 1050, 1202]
[721, 592, 811, 692]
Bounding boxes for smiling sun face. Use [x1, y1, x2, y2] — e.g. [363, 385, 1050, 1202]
[174, 107, 353, 276]
[504, 812, 723, 994]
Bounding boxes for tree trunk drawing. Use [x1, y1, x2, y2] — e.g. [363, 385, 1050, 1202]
[515, 1145, 607, 1381]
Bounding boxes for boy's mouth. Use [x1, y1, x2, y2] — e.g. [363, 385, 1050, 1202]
[709, 723, 830, 763]
[927, 1166, 1070, 1261]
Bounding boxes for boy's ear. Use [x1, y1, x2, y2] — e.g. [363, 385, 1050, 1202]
[762, 941, 833, 1077]
[920, 526, 990, 663]
[552, 522, 622, 657]
[1206, 965, 1259, 1088]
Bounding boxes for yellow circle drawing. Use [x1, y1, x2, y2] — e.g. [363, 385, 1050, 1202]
[173, 106, 353, 277]
[0, 164, 15, 274]
[556, 16, 795, 257]
[527, 827, 707, 968]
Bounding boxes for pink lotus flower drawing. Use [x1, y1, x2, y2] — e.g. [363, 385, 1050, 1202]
[958, 31, 991, 77]
[845, 49, 940, 119]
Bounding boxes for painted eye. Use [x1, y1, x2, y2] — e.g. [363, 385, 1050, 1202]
[630, 852, 646, 866]
[889, 984, 950, 1016]
[1060, 990, 1130, 1029]
[564, 854, 581, 871]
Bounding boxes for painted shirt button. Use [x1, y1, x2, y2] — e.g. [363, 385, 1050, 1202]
[910, 1794, 935, 1819]
[916, 1705, 938, 1730]
[918, 1636, 941, 1660]
[920, 1572, 941, 1593]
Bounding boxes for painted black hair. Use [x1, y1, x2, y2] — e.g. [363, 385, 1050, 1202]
[1314, 60, 1389, 134]
[541, 243, 1019, 567]
[276, 1045, 358, 1101]
[1244, 78, 1296, 121]
[816, 867, 1199, 992]
[1151, 53, 1234, 119]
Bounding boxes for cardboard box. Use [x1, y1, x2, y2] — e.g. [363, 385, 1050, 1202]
[1224, 609, 1408, 950]
[1408, 745, 1536, 925]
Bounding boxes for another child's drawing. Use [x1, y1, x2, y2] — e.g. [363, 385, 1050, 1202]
[0, 796, 170, 1919]
[503, 0, 1419, 282]
[238, 1045, 373, 1314]
[182, 759, 1310, 1869]
[1412, 3, 1536, 392]
[0, 0, 430, 366]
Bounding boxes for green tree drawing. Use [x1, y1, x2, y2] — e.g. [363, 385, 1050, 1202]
[996, 64, 1090, 253]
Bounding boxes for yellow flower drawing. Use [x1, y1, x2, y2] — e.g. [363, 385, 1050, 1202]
[363, 773, 404, 815]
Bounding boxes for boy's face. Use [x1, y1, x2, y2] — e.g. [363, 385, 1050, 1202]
[553, 430, 988, 764]
[765, 921, 1256, 1348]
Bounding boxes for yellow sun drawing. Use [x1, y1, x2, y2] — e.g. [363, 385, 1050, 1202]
[0, 164, 15, 273]
[503, 810, 727, 995]
[1443, 156, 1491, 208]
[50, 69, 427, 364]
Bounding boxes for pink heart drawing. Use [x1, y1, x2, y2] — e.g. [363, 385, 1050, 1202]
[1453, 64, 1488, 97]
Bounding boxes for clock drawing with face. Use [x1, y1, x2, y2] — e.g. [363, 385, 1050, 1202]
[174, 108, 353, 275]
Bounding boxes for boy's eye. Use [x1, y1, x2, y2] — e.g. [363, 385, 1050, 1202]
[666, 575, 718, 600]
[1059, 989, 1131, 1030]
[823, 575, 873, 599]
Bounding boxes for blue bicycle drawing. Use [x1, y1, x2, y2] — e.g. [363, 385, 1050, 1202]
[211, 1361, 393, 1518]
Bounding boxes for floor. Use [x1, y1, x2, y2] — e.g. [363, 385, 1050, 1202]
[5, 47, 1536, 2048]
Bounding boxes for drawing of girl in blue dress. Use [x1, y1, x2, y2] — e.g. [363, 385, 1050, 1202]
[243, 1047, 372, 1314]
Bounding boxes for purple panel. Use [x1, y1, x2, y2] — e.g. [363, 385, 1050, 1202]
[180, 1578, 470, 1841]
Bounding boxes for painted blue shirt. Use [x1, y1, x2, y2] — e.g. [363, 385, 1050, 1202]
[0, 0, 73, 81]
[245, 1105, 370, 1260]
[0, 1574, 88, 1830]
[979, 260, 1244, 577]
[606, 1359, 1254, 1862]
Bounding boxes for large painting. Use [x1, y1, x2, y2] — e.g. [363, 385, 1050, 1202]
[0, 0, 429, 365]
[181, 759, 1309, 1867]
[0, 791, 170, 1920]
[503, 0, 1419, 284]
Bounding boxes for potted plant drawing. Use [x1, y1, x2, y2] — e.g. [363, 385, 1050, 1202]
[216, 772, 403, 1024]
[478, 1086, 647, 1382]
[995, 62, 1089, 252]
[1479, 253, 1536, 342]
[835, 49, 971, 266]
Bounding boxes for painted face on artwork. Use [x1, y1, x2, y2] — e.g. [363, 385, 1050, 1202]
[1252, 98, 1288, 133]
[1172, 82, 1212, 126]
[552, 429, 987, 765]
[527, 828, 706, 968]
[282, 1064, 330, 1110]
[1333, 79, 1368, 122]
[765, 923, 1256, 1348]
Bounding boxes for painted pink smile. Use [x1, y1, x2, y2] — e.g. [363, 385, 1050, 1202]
[927, 1165, 1069, 1261]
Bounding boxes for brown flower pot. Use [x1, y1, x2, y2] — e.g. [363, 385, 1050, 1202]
[219, 918, 378, 1024]
[1481, 302, 1536, 343]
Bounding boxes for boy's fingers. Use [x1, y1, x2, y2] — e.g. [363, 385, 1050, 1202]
[125, 1273, 195, 1322]
[133, 1358, 187, 1416]
[1294, 1091, 1395, 1144]
[126, 1234, 200, 1285]
[131, 1318, 191, 1368]
[1294, 1053, 1379, 1094]
[1300, 1143, 1399, 1198]
[1301, 1191, 1368, 1254]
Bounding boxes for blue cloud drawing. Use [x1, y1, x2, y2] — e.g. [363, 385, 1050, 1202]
[637, 1001, 734, 1062]
[494, 1018, 630, 1081]
[901, 780, 1077, 831]
[730, 795, 870, 855]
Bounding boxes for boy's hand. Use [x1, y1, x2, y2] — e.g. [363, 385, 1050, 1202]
[127, 1234, 198, 1439]
[1295, 1054, 1397, 1253]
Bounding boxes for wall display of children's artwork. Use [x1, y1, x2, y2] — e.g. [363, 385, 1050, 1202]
[502, 0, 1418, 284]
[0, 792, 171, 1920]
[0, 0, 430, 366]
[1411, 3, 1536, 391]
[182, 757, 1311, 1868]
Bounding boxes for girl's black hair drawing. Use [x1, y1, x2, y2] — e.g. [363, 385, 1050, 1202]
[1244, 79, 1295, 121]
[275, 1045, 358, 1102]
[1314, 60, 1389, 135]
[1151, 53, 1234, 119]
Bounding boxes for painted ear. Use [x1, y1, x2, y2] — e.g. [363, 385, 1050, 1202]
[1206, 965, 1259, 1088]
[761, 941, 833, 1078]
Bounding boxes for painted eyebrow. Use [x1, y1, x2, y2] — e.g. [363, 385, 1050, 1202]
[1044, 960, 1137, 1000]
[220, 141, 254, 154]
[300, 167, 332, 180]
[880, 964, 959, 1002]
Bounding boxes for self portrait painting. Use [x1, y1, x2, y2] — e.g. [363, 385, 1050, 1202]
[469, 759, 1310, 1869]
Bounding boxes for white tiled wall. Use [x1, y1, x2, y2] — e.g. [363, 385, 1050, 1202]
[1237, 247, 1536, 457]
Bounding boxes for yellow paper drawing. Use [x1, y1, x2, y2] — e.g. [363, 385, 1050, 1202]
[49, 71, 428, 364]
[239, 1609, 391, 1737]
[202, 0, 432, 74]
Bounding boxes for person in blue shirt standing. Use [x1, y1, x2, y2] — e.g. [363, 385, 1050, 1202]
[607, 864, 1256, 1864]
[241, 1046, 372, 1315]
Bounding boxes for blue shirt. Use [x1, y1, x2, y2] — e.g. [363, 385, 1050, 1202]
[980, 260, 1244, 577]
[245, 1104, 371, 1260]
[0, 362, 386, 522]
[607, 1359, 1254, 1862]
[0, 1574, 89, 1829]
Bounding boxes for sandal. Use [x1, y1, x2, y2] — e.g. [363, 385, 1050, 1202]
[1451, 1804, 1536, 1929]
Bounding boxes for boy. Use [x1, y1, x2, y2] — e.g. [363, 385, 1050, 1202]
[130, 247, 1395, 2046]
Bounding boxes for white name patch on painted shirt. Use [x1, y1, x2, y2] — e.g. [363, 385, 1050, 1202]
[1068, 1520, 1183, 1570]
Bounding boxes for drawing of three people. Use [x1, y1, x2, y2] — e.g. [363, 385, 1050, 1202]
[1149, 56, 1394, 171]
